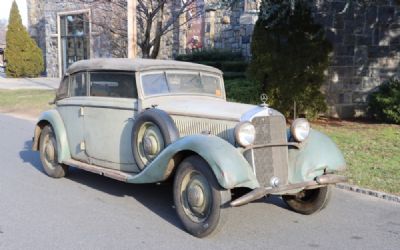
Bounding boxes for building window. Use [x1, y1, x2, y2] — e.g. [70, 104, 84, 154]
[60, 13, 90, 74]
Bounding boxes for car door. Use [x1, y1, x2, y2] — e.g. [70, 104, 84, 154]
[82, 71, 139, 173]
[56, 72, 89, 163]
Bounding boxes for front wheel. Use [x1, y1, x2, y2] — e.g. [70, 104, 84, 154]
[39, 125, 69, 178]
[282, 186, 332, 215]
[173, 156, 231, 238]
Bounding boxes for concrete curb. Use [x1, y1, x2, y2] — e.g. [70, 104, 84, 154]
[336, 183, 400, 203]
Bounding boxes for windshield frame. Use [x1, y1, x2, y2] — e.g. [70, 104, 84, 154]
[139, 69, 225, 100]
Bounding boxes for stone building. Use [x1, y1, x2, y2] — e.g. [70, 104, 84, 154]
[27, 0, 259, 77]
[27, 0, 400, 118]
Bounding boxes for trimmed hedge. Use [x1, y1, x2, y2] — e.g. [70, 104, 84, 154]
[176, 49, 243, 62]
[175, 49, 248, 81]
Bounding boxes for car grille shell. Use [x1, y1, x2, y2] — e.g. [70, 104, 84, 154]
[245, 116, 289, 187]
[172, 114, 289, 187]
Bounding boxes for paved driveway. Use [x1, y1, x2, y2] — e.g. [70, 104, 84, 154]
[0, 114, 399, 250]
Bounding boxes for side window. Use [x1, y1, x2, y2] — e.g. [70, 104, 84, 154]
[70, 72, 87, 96]
[89, 72, 137, 98]
[56, 76, 69, 100]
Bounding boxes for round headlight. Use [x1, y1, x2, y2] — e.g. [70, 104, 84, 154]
[290, 118, 310, 142]
[235, 122, 256, 147]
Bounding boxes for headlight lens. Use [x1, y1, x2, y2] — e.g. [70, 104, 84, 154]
[235, 122, 256, 147]
[290, 118, 310, 142]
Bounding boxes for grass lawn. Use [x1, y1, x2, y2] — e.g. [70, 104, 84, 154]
[0, 89, 55, 118]
[313, 120, 400, 195]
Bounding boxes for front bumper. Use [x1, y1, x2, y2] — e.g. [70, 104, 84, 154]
[230, 174, 347, 207]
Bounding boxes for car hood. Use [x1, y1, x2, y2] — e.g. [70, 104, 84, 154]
[141, 96, 277, 121]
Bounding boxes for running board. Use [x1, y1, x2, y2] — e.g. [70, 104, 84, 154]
[63, 159, 136, 182]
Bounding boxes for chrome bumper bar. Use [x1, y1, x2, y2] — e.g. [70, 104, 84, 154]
[230, 174, 348, 207]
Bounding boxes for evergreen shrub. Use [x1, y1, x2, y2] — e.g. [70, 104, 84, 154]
[5, 1, 44, 78]
[367, 78, 400, 124]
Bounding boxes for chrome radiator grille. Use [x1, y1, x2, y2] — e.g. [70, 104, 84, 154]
[171, 115, 236, 144]
[245, 116, 289, 187]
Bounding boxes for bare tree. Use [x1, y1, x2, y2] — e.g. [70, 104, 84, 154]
[79, 0, 205, 58]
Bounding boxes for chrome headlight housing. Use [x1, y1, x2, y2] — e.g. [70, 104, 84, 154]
[234, 122, 256, 147]
[290, 118, 310, 142]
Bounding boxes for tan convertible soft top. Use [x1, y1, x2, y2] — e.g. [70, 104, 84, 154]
[66, 58, 222, 75]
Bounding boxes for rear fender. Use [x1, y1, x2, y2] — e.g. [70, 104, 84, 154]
[32, 109, 71, 163]
[127, 135, 259, 189]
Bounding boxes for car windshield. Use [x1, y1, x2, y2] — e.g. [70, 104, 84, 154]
[141, 71, 223, 98]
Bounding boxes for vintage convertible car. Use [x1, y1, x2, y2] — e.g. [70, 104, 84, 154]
[32, 58, 346, 237]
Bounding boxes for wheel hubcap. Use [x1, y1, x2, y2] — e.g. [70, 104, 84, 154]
[187, 183, 205, 208]
[137, 122, 164, 167]
[181, 171, 212, 223]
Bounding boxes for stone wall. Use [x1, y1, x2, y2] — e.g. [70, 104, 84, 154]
[196, 0, 259, 58]
[312, 0, 400, 118]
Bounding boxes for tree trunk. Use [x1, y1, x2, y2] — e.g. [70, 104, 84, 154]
[141, 14, 153, 58]
[150, 3, 164, 59]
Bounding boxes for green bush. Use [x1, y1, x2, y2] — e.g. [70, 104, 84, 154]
[5, 1, 44, 77]
[367, 78, 400, 124]
[225, 79, 261, 104]
[248, 0, 331, 119]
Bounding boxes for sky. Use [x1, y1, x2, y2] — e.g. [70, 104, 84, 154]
[0, 0, 28, 26]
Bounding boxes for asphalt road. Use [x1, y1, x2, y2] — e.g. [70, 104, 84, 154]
[0, 114, 399, 250]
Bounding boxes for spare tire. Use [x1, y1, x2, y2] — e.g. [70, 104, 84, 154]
[131, 108, 179, 170]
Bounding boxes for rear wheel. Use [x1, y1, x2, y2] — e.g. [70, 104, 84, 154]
[282, 186, 332, 215]
[173, 156, 231, 238]
[39, 125, 68, 178]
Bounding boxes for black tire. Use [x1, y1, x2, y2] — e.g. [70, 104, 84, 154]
[132, 109, 179, 170]
[173, 155, 231, 238]
[39, 125, 69, 178]
[282, 185, 332, 215]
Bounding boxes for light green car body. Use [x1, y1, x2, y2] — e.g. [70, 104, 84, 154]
[33, 109, 345, 190]
[33, 58, 346, 193]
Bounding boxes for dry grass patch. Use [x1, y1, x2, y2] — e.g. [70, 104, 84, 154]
[0, 89, 55, 119]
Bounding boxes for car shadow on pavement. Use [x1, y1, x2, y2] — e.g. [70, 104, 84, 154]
[19, 140, 183, 231]
[67, 169, 182, 230]
[19, 140, 45, 174]
[20, 140, 290, 233]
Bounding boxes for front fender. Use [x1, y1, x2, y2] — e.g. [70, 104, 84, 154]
[288, 129, 346, 183]
[127, 135, 259, 189]
[32, 109, 71, 163]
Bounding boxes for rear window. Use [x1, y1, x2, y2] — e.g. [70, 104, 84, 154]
[89, 72, 137, 98]
[70, 72, 87, 97]
[55, 77, 69, 100]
